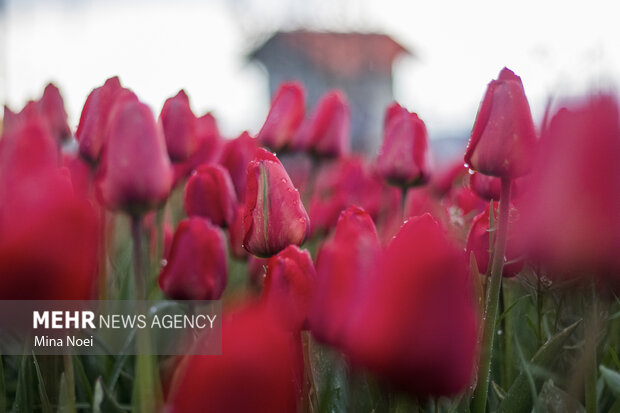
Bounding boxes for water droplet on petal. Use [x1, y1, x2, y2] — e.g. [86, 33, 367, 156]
[160, 258, 168, 267]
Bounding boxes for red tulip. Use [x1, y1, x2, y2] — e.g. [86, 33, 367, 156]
[404, 187, 448, 222]
[377, 103, 431, 187]
[76, 77, 134, 164]
[520, 95, 620, 278]
[309, 206, 381, 347]
[305, 90, 350, 158]
[257, 82, 305, 151]
[345, 214, 477, 397]
[469, 171, 501, 201]
[184, 164, 237, 228]
[243, 148, 310, 257]
[308, 157, 382, 235]
[158, 217, 227, 300]
[96, 94, 173, 215]
[262, 245, 315, 331]
[160, 90, 198, 162]
[38, 83, 72, 142]
[464, 68, 537, 178]
[166, 306, 300, 413]
[218, 131, 258, 202]
[466, 205, 523, 277]
[173, 113, 223, 184]
[0, 119, 99, 300]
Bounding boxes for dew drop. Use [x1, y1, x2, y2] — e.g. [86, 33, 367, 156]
[160, 258, 168, 267]
[464, 162, 470, 169]
[497, 330, 503, 336]
[281, 178, 287, 184]
[468, 168, 475, 175]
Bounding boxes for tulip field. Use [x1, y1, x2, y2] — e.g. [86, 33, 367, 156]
[1, 68, 620, 413]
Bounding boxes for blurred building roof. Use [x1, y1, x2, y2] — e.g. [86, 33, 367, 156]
[250, 30, 411, 78]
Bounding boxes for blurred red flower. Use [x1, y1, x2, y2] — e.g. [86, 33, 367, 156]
[262, 245, 315, 331]
[159, 217, 227, 300]
[184, 164, 238, 228]
[160, 90, 198, 162]
[166, 306, 300, 413]
[345, 214, 477, 397]
[218, 131, 258, 203]
[257, 81, 305, 152]
[96, 94, 173, 215]
[377, 102, 431, 187]
[303, 90, 350, 158]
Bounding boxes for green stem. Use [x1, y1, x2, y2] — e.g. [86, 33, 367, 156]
[131, 215, 145, 301]
[502, 281, 514, 388]
[585, 284, 598, 413]
[471, 177, 511, 413]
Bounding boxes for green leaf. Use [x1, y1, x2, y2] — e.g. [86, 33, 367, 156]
[533, 380, 585, 413]
[600, 366, 620, 399]
[498, 320, 580, 413]
[0, 353, 5, 413]
[31, 354, 52, 413]
[12, 355, 34, 413]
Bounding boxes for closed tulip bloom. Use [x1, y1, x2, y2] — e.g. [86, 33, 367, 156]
[160, 90, 198, 162]
[0, 119, 99, 300]
[166, 307, 299, 413]
[218, 131, 258, 202]
[96, 94, 173, 215]
[521, 95, 620, 278]
[309, 206, 382, 347]
[184, 164, 237, 228]
[466, 206, 523, 277]
[377, 105, 431, 187]
[38, 83, 72, 142]
[464, 68, 537, 178]
[306, 90, 351, 158]
[345, 214, 477, 397]
[262, 245, 315, 331]
[243, 148, 310, 257]
[257, 82, 305, 151]
[158, 217, 227, 300]
[76, 77, 133, 164]
[173, 113, 223, 184]
[469, 171, 502, 201]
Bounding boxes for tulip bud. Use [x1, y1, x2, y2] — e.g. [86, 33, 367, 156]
[96, 94, 173, 215]
[466, 205, 523, 277]
[160, 90, 198, 162]
[165, 307, 299, 413]
[465, 68, 537, 178]
[469, 171, 501, 201]
[173, 113, 223, 185]
[345, 214, 477, 397]
[243, 148, 310, 257]
[38, 83, 72, 142]
[257, 82, 305, 152]
[309, 206, 381, 347]
[184, 164, 237, 227]
[305, 90, 350, 158]
[76, 77, 133, 164]
[262, 245, 315, 331]
[158, 217, 227, 300]
[377, 104, 431, 187]
[218, 131, 258, 202]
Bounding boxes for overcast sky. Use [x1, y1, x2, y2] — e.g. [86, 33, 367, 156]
[2, 0, 619, 140]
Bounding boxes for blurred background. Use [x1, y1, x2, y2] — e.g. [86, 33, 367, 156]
[1, 0, 618, 160]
